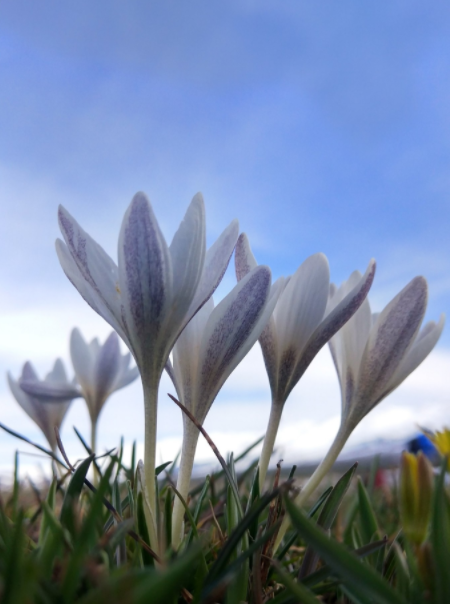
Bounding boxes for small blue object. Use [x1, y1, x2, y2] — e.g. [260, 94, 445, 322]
[407, 433, 437, 459]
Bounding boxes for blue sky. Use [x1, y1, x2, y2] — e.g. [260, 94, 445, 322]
[1, 1, 449, 479]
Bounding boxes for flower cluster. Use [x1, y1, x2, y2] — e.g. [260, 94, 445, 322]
[7, 190, 444, 554]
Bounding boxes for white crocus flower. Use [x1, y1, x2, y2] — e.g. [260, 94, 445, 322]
[70, 328, 139, 454]
[8, 359, 79, 452]
[167, 266, 284, 548]
[275, 274, 444, 551]
[235, 234, 376, 490]
[55, 191, 238, 549]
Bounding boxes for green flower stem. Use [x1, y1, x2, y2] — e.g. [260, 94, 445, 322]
[258, 401, 284, 492]
[172, 423, 200, 549]
[143, 381, 159, 553]
[90, 419, 99, 485]
[274, 422, 351, 551]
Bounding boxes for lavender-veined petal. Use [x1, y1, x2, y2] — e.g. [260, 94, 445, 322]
[235, 232, 258, 281]
[355, 276, 428, 418]
[58, 205, 122, 319]
[20, 380, 82, 401]
[118, 192, 172, 366]
[196, 266, 271, 420]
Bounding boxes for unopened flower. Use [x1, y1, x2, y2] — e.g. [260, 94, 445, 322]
[235, 233, 375, 489]
[400, 451, 434, 546]
[70, 328, 139, 452]
[167, 266, 283, 547]
[329, 275, 444, 434]
[56, 192, 238, 549]
[8, 359, 79, 452]
[275, 275, 443, 551]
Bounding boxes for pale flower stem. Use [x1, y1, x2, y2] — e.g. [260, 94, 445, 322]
[258, 401, 284, 492]
[274, 423, 350, 552]
[172, 425, 200, 549]
[143, 382, 159, 552]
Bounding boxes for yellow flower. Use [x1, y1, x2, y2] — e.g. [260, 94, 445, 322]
[429, 428, 450, 466]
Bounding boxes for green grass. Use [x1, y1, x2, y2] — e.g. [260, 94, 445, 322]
[1, 432, 449, 604]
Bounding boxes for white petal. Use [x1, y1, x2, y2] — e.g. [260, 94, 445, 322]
[291, 260, 375, 403]
[354, 276, 428, 419]
[184, 219, 239, 324]
[385, 313, 445, 394]
[324, 262, 375, 406]
[114, 365, 140, 391]
[275, 253, 330, 358]
[118, 192, 172, 369]
[42, 400, 72, 435]
[195, 266, 272, 422]
[173, 298, 214, 412]
[168, 193, 206, 328]
[70, 328, 94, 392]
[8, 372, 41, 426]
[56, 239, 131, 348]
[89, 338, 101, 359]
[58, 205, 122, 322]
[45, 359, 67, 383]
[92, 332, 122, 416]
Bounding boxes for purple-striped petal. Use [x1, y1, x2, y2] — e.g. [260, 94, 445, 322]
[353, 276, 428, 421]
[118, 192, 172, 368]
[195, 266, 271, 421]
[19, 379, 81, 401]
[235, 232, 258, 281]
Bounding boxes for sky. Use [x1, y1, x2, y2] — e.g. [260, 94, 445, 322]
[0, 1, 449, 481]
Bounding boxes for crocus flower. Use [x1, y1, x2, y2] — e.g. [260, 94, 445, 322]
[275, 274, 444, 551]
[56, 191, 238, 549]
[167, 266, 284, 547]
[70, 328, 139, 453]
[8, 359, 79, 452]
[235, 233, 376, 489]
